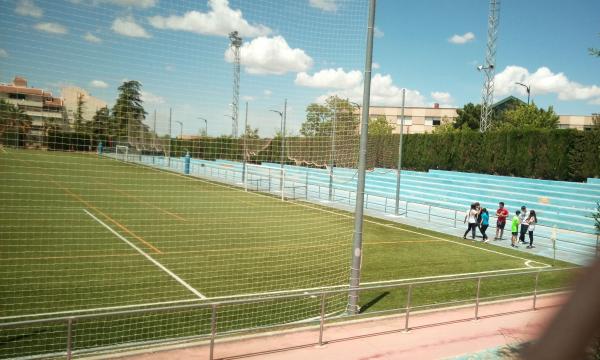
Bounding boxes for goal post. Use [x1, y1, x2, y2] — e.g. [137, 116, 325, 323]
[115, 145, 129, 162]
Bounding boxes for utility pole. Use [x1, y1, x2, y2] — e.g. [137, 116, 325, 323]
[348, 0, 376, 315]
[229, 31, 242, 138]
[395, 88, 406, 215]
[479, 0, 500, 132]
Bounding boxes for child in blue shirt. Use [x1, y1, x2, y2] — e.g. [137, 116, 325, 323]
[479, 208, 490, 242]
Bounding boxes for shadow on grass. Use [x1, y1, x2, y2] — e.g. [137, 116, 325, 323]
[359, 291, 390, 314]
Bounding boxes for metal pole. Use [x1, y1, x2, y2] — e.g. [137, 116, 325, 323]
[168, 107, 172, 168]
[533, 271, 540, 310]
[319, 293, 326, 346]
[210, 304, 217, 360]
[348, 0, 376, 314]
[153, 109, 156, 149]
[475, 277, 482, 320]
[329, 98, 337, 202]
[66, 318, 73, 360]
[395, 88, 406, 215]
[596, 234, 599, 258]
[454, 210, 458, 228]
[552, 225, 557, 266]
[242, 102, 248, 184]
[404, 284, 412, 332]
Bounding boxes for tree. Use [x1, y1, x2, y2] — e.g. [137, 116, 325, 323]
[589, 33, 600, 57]
[74, 93, 86, 132]
[0, 99, 32, 146]
[88, 106, 111, 141]
[242, 124, 259, 139]
[495, 103, 559, 130]
[111, 80, 147, 139]
[368, 115, 394, 135]
[300, 96, 359, 137]
[454, 103, 481, 130]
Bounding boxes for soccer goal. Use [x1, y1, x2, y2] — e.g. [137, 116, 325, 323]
[115, 145, 129, 162]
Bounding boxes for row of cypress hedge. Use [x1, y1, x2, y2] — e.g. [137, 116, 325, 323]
[367, 129, 600, 182]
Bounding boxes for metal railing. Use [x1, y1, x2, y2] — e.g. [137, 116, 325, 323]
[0, 267, 576, 360]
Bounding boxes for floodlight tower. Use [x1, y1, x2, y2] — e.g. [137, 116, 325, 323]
[479, 0, 500, 132]
[229, 31, 242, 137]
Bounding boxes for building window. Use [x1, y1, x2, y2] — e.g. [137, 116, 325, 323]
[397, 116, 412, 125]
[9, 93, 26, 100]
[425, 117, 441, 126]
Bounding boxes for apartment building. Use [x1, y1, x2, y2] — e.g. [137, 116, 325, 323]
[367, 103, 458, 134]
[0, 76, 68, 140]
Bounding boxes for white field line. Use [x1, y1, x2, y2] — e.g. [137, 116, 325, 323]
[83, 209, 206, 300]
[124, 161, 553, 268]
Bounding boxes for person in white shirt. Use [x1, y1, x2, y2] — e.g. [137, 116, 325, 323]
[526, 210, 538, 249]
[463, 203, 479, 240]
[519, 205, 529, 244]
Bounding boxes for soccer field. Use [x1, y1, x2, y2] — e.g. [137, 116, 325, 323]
[0, 148, 573, 358]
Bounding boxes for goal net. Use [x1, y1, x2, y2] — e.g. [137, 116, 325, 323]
[0, 0, 368, 357]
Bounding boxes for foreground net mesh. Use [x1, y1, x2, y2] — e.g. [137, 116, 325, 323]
[0, 0, 368, 356]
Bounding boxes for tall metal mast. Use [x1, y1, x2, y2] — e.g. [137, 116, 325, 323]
[479, 0, 500, 132]
[229, 31, 242, 138]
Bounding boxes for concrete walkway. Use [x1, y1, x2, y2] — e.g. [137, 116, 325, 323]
[103, 293, 566, 360]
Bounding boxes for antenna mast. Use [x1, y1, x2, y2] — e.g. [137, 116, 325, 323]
[480, 0, 500, 132]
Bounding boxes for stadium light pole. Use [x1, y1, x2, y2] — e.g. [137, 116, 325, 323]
[515, 82, 531, 105]
[197, 117, 208, 136]
[348, 0, 376, 315]
[394, 88, 406, 216]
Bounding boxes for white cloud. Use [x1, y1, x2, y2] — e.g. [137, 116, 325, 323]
[263, 89, 272, 97]
[309, 0, 338, 12]
[111, 16, 151, 38]
[16, 0, 43, 18]
[148, 0, 271, 38]
[295, 68, 362, 89]
[165, 64, 175, 72]
[449, 32, 475, 44]
[494, 65, 600, 101]
[372, 62, 380, 69]
[589, 98, 600, 105]
[90, 80, 108, 88]
[374, 27, 384, 38]
[316, 72, 426, 107]
[242, 95, 255, 101]
[0, 49, 8, 58]
[34, 22, 68, 35]
[83, 32, 102, 43]
[430, 91, 454, 107]
[141, 91, 165, 104]
[225, 36, 313, 75]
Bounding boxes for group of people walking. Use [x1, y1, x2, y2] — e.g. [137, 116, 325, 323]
[463, 202, 538, 249]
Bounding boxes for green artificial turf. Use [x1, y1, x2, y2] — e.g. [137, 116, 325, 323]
[0, 148, 575, 358]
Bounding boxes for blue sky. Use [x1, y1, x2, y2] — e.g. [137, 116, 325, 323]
[0, 0, 598, 136]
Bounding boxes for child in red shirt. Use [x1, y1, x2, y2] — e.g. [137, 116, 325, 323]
[495, 202, 509, 240]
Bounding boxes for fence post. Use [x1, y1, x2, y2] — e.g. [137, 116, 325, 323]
[475, 277, 481, 320]
[404, 284, 412, 332]
[405, 201, 408, 217]
[454, 210, 458, 228]
[533, 271, 540, 310]
[66, 318, 73, 360]
[384, 197, 388, 213]
[210, 304, 217, 360]
[365, 194, 369, 209]
[319, 293, 327, 346]
[428, 205, 431, 222]
[305, 172, 309, 200]
[596, 234, 599, 258]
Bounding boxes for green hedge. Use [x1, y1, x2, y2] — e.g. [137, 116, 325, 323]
[368, 129, 600, 181]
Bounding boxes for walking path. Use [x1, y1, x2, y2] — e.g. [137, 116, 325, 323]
[100, 293, 567, 360]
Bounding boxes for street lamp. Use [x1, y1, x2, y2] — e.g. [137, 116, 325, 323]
[476, 64, 494, 71]
[175, 121, 183, 139]
[197, 117, 208, 136]
[269, 99, 287, 199]
[515, 82, 531, 105]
